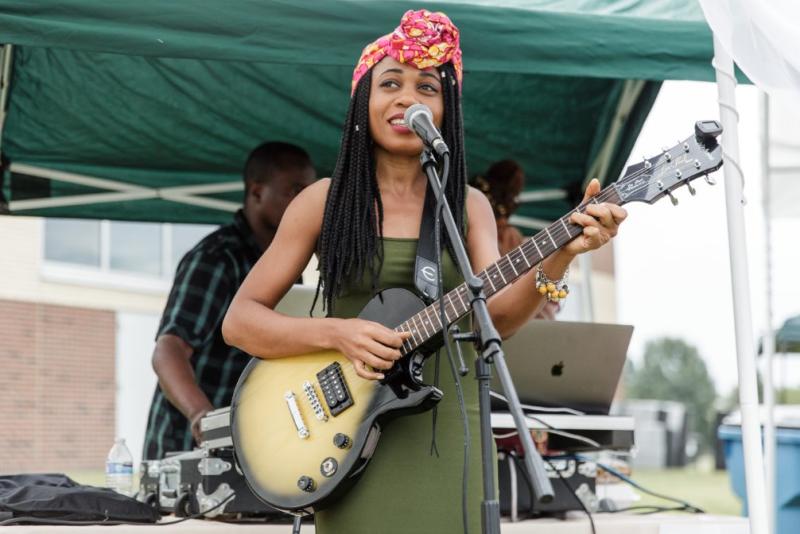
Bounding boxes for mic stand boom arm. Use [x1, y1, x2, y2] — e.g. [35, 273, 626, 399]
[420, 149, 554, 534]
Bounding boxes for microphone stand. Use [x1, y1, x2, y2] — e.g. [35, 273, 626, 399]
[420, 148, 554, 534]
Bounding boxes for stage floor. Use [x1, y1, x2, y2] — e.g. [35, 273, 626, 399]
[10, 513, 748, 533]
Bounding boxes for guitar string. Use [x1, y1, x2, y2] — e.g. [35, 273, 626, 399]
[396, 149, 708, 352]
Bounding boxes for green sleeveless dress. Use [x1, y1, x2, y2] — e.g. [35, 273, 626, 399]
[314, 238, 489, 534]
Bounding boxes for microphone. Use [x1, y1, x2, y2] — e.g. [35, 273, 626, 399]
[404, 104, 449, 156]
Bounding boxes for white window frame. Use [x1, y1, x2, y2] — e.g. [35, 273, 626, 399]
[40, 219, 176, 294]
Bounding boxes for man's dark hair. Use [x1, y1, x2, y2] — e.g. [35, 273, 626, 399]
[243, 141, 313, 186]
[314, 63, 467, 314]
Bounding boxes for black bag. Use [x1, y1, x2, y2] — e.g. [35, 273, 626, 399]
[0, 473, 160, 525]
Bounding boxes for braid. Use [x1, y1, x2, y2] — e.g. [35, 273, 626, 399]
[438, 63, 467, 255]
[314, 71, 382, 314]
[314, 63, 467, 314]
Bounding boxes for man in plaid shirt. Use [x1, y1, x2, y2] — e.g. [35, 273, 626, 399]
[143, 142, 315, 459]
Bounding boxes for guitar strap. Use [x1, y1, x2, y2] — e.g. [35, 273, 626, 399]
[414, 182, 444, 457]
[413, 183, 441, 303]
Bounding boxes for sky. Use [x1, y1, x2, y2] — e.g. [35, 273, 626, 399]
[614, 81, 800, 394]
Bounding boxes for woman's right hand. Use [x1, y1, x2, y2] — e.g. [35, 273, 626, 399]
[329, 318, 411, 380]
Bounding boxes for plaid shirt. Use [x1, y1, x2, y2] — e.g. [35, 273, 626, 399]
[143, 210, 264, 460]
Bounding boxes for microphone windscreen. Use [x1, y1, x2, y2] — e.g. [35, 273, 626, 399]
[404, 103, 432, 126]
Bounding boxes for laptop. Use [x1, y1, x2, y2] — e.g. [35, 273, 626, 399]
[490, 320, 633, 415]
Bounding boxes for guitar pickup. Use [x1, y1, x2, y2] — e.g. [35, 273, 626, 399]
[316, 362, 354, 417]
[303, 381, 328, 422]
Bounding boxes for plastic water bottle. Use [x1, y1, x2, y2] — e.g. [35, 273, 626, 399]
[105, 438, 134, 496]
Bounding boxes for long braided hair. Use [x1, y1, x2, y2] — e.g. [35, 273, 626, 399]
[314, 63, 467, 314]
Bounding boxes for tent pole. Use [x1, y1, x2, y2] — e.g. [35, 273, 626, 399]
[584, 80, 646, 188]
[10, 190, 157, 210]
[0, 44, 13, 153]
[10, 162, 147, 192]
[508, 214, 550, 231]
[517, 189, 567, 203]
[577, 79, 644, 321]
[7, 162, 242, 213]
[712, 37, 768, 534]
[760, 90, 776, 534]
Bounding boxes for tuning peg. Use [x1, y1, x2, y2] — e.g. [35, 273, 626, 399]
[687, 182, 696, 196]
[667, 191, 679, 206]
[704, 174, 717, 186]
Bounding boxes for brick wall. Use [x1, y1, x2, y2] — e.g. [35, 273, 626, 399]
[0, 299, 115, 472]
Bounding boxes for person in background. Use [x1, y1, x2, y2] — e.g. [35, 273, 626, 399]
[474, 159, 559, 319]
[473, 159, 525, 255]
[142, 141, 316, 459]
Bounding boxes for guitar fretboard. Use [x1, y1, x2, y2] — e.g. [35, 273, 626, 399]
[396, 184, 622, 354]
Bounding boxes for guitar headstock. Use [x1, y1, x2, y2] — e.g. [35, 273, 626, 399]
[615, 120, 723, 205]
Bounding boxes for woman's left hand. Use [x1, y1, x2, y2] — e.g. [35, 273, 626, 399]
[563, 178, 627, 256]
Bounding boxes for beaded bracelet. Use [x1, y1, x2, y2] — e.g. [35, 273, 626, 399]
[535, 264, 569, 303]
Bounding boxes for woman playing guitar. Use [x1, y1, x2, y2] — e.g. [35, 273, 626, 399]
[222, 9, 626, 534]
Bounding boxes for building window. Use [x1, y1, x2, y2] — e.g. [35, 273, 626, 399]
[109, 222, 163, 276]
[42, 219, 217, 291]
[43, 219, 101, 267]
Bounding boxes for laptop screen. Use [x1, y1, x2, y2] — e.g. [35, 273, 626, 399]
[490, 321, 633, 415]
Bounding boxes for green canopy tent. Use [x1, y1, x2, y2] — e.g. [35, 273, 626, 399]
[0, 0, 723, 228]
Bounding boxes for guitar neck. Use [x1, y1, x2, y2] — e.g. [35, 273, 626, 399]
[396, 183, 623, 353]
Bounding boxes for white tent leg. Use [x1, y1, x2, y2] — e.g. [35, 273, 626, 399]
[713, 37, 768, 534]
[760, 90, 776, 534]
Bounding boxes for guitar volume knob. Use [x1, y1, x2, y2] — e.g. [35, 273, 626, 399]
[333, 433, 352, 450]
[297, 476, 316, 492]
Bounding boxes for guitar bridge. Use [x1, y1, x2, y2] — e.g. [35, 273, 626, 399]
[317, 362, 354, 417]
[284, 391, 309, 439]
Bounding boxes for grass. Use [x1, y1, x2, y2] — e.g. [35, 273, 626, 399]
[628, 467, 742, 516]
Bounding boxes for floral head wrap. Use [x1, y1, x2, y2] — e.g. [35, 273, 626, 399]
[351, 9, 462, 95]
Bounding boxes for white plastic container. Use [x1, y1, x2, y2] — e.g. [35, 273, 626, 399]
[105, 438, 134, 496]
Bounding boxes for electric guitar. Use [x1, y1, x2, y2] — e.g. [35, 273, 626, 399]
[230, 120, 724, 514]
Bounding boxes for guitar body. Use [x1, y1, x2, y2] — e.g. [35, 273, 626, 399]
[231, 288, 443, 514]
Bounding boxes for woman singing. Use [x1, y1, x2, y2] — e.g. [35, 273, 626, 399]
[222, 9, 626, 533]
